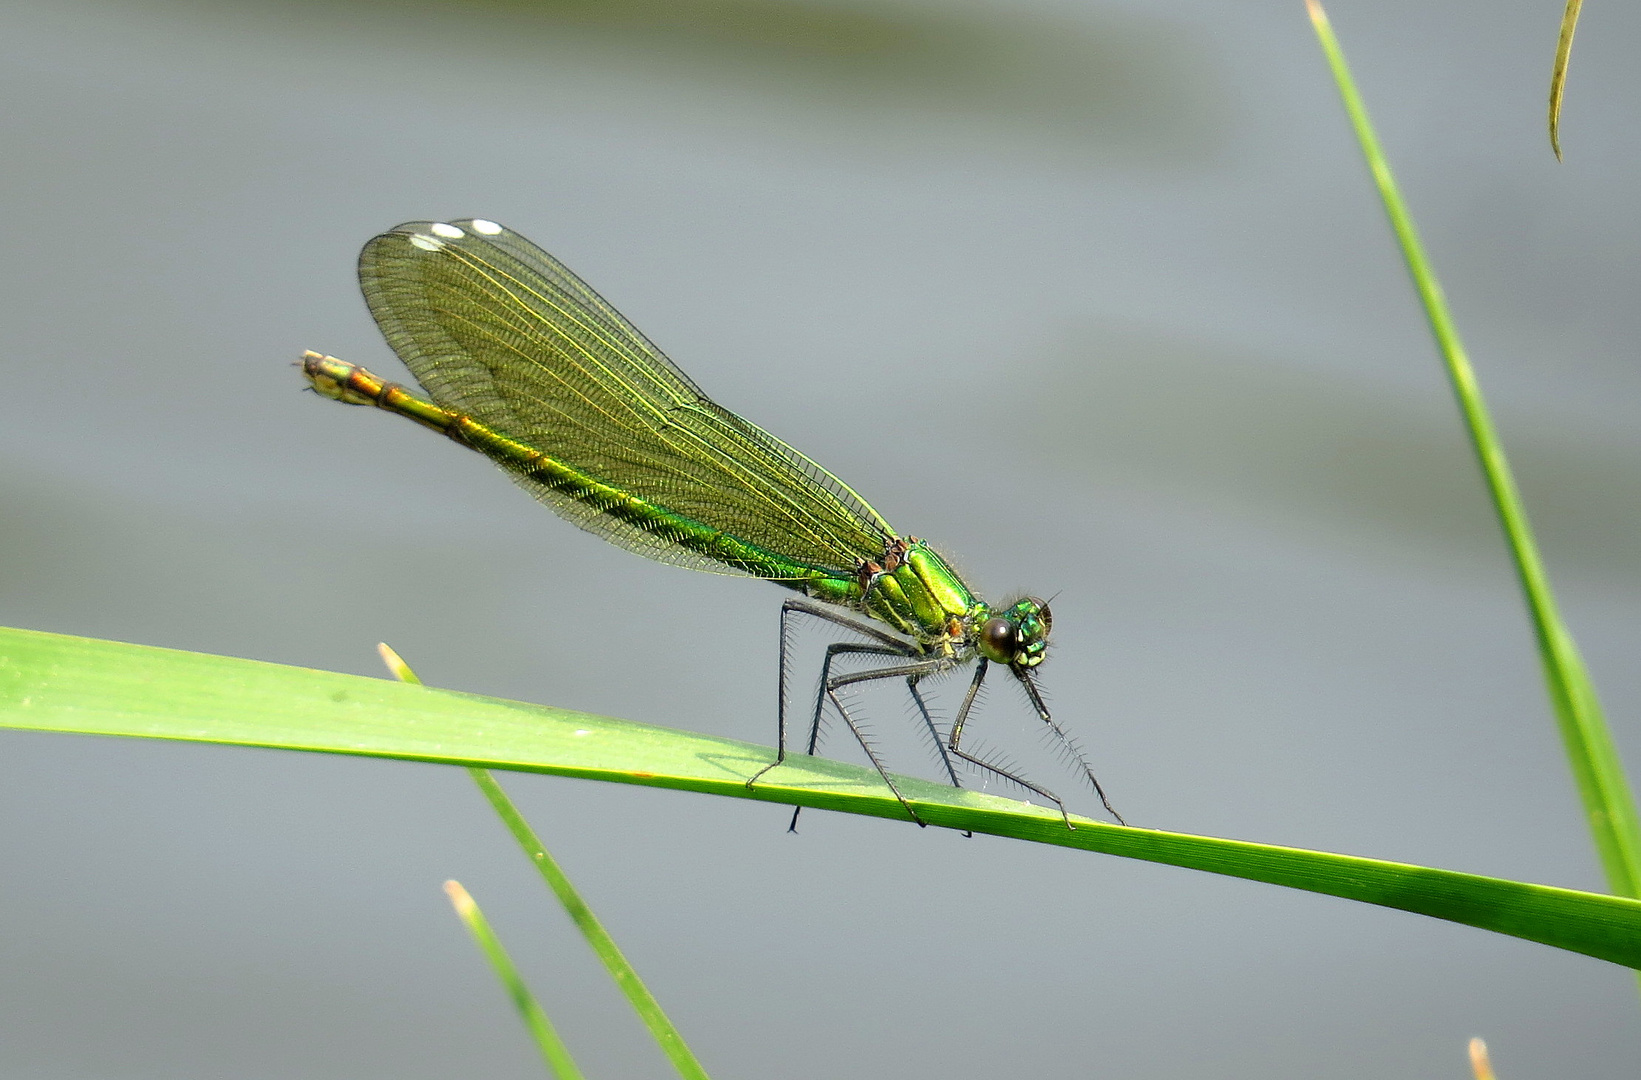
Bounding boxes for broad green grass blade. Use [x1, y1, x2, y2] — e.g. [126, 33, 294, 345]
[4, 626, 1641, 970]
[384, 643, 712, 1079]
[1549, 0, 1583, 159]
[1306, 0, 1641, 905]
[445, 879, 587, 1080]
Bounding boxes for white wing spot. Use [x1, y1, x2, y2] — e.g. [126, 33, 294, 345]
[409, 234, 445, 251]
[469, 219, 503, 235]
[429, 222, 464, 238]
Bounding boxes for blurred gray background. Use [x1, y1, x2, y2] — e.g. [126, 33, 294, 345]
[2, 0, 1639, 1075]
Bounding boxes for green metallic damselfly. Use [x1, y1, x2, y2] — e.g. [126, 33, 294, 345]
[302, 218, 1123, 830]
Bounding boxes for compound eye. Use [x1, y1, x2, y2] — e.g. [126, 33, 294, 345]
[980, 616, 1020, 661]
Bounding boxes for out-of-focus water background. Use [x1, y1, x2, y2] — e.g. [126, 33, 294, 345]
[2, 0, 1639, 1075]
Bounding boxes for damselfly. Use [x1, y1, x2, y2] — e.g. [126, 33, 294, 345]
[302, 218, 1122, 829]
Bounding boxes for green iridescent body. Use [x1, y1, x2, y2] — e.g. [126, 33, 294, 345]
[303, 352, 1016, 658]
[302, 218, 1114, 828]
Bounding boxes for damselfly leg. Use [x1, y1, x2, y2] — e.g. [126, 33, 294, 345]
[946, 661, 1126, 828]
[747, 597, 1123, 830]
[748, 598, 949, 828]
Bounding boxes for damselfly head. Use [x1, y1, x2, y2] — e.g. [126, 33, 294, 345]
[976, 597, 1052, 667]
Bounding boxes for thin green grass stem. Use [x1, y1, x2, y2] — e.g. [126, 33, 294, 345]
[468, 768, 713, 1080]
[1549, 0, 1583, 159]
[386, 645, 586, 1076]
[377, 642, 422, 686]
[379, 644, 711, 1080]
[1305, 0, 1641, 915]
[1468, 1037, 1497, 1080]
[444, 880, 587, 1080]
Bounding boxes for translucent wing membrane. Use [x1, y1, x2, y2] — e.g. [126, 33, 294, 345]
[359, 219, 896, 577]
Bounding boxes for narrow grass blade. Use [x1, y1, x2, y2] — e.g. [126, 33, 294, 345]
[377, 642, 421, 685]
[384, 649, 592, 1077]
[469, 769, 711, 1080]
[1468, 1037, 1497, 1080]
[445, 880, 586, 1080]
[379, 643, 711, 1080]
[5, 626, 1641, 970]
[1549, 0, 1583, 159]
[1305, 0, 1641, 905]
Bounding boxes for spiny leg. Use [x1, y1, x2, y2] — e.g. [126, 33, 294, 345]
[907, 674, 970, 837]
[790, 655, 963, 834]
[823, 658, 952, 827]
[1012, 666, 1126, 826]
[945, 660, 1077, 829]
[807, 644, 914, 753]
[748, 599, 911, 786]
[747, 598, 920, 829]
[788, 641, 915, 833]
[906, 676, 961, 789]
